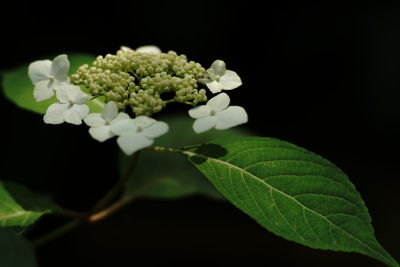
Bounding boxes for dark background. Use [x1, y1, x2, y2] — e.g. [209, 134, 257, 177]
[0, 1, 399, 266]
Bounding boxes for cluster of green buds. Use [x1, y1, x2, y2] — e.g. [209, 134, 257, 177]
[28, 45, 247, 155]
[70, 47, 207, 116]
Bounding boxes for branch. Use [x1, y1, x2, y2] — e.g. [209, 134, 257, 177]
[92, 151, 140, 211]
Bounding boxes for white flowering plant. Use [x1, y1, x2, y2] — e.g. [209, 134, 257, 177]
[0, 45, 398, 267]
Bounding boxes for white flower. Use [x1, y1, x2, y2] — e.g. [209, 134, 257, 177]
[135, 45, 161, 53]
[84, 102, 130, 142]
[110, 116, 169, 155]
[188, 93, 248, 133]
[120, 45, 161, 53]
[120, 46, 134, 52]
[28, 54, 70, 102]
[43, 85, 89, 125]
[202, 60, 242, 94]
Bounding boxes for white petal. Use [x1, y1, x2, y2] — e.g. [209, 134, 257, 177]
[117, 133, 154, 155]
[120, 46, 133, 51]
[188, 105, 212, 119]
[75, 104, 90, 117]
[206, 80, 224, 94]
[215, 106, 248, 130]
[136, 45, 161, 53]
[55, 84, 71, 103]
[209, 60, 226, 76]
[28, 60, 52, 84]
[206, 69, 216, 80]
[142, 121, 169, 138]
[84, 113, 105, 127]
[219, 70, 242, 90]
[110, 112, 131, 125]
[43, 103, 69, 124]
[64, 110, 81, 125]
[192, 116, 217, 134]
[110, 119, 137, 136]
[51, 54, 70, 82]
[134, 116, 156, 129]
[197, 77, 212, 85]
[206, 93, 230, 112]
[68, 85, 88, 104]
[74, 92, 89, 104]
[57, 84, 88, 104]
[33, 80, 54, 102]
[102, 102, 118, 122]
[89, 125, 114, 142]
[64, 104, 89, 125]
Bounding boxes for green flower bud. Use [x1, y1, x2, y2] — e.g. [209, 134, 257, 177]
[71, 48, 208, 116]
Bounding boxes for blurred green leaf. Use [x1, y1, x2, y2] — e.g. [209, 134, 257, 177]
[0, 229, 37, 267]
[2, 53, 99, 114]
[0, 181, 55, 227]
[120, 114, 254, 200]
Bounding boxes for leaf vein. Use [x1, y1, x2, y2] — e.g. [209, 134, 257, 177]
[186, 150, 388, 261]
[225, 147, 316, 164]
[0, 211, 26, 222]
[303, 209, 320, 242]
[0, 199, 22, 213]
[269, 188, 306, 241]
[244, 159, 336, 171]
[293, 193, 360, 212]
[239, 170, 281, 236]
[262, 174, 350, 195]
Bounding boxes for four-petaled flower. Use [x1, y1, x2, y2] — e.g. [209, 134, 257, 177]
[44, 85, 89, 125]
[28, 54, 70, 102]
[202, 60, 242, 94]
[84, 102, 130, 142]
[188, 93, 248, 133]
[110, 116, 169, 155]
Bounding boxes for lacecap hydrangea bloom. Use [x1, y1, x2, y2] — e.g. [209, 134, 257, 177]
[44, 84, 89, 125]
[188, 93, 247, 133]
[111, 115, 169, 155]
[28, 45, 248, 155]
[200, 60, 242, 94]
[28, 54, 70, 102]
[84, 101, 130, 142]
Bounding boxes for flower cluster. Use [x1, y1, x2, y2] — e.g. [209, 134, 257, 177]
[28, 45, 248, 155]
[70, 46, 207, 116]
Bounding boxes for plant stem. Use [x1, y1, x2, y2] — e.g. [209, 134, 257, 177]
[33, 219, 81, 248]
[33, 195, 139, 247]
[92, 151, 141, 212]
[33, 152, 141, 247]
[32, 147, 179, 247]
[54, 207, 88, 219]
[146, 145, 181, 153]
[88, 195, 135, 223]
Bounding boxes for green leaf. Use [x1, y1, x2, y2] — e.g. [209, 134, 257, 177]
[183, 136, 398, 267]
[1, 53, 102, 114]
[0, 229, 37, 267]
[121, 114, 253, 200]
[0, 181, 54, 227]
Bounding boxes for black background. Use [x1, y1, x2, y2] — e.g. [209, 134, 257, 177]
[0, 1, 399, 266]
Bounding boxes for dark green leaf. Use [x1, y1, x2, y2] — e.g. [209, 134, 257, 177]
[0, 229, 37, 267]
[121, 114, 253, 200]
[184, 136, 398, 267]
[0, 181, 54, 227]
[2, 53, 101, 114]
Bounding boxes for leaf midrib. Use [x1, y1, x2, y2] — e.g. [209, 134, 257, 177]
[184, 150, 393, 264]
[0, 211, 26, 220]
